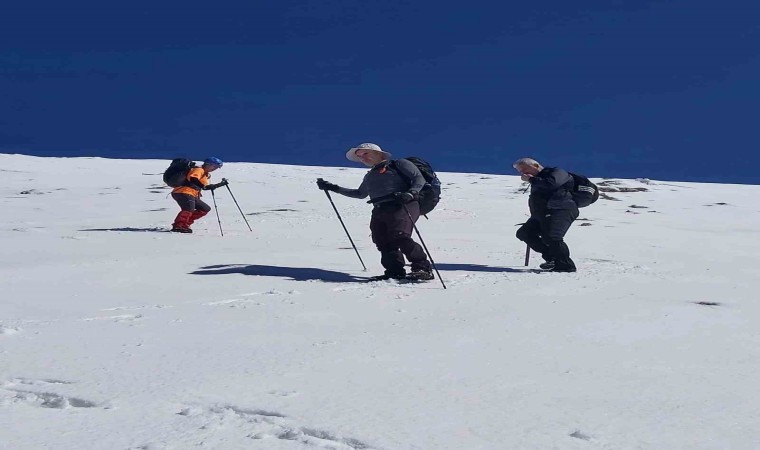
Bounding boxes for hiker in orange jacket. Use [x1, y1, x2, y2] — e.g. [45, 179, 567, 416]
[171, 157, 228, 233]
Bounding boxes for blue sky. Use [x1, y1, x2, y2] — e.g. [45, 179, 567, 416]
[2, 0, 759, 183]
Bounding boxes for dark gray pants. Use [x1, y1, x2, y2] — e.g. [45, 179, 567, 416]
[370, 202, 430, 276]
[516, 207, 579, 270]
[172, 193, 211, 213]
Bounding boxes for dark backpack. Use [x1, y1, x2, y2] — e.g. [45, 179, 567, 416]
[163, 158, 196, 188]
[392, 157, 442, 215]
[569, 172, 599, 208]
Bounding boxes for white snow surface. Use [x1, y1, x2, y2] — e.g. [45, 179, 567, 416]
[1, 154, 759, 450]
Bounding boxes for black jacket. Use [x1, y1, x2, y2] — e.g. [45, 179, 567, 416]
[528, 167, 576, 217]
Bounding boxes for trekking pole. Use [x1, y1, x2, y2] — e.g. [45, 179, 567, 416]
[515, 222, 530, 266]
[318, 179, 367, 271]
[524, 245, 531, 266]
[519, 183, 530, 264]
[223, 179, 252, 232]
[211, 189, 224, 237]
[402, 203, 446, 289]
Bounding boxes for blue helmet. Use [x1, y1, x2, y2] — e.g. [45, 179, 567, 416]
[203, 157, 223, 167]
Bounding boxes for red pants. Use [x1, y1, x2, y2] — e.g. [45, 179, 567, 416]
[172, 193, 210, 229]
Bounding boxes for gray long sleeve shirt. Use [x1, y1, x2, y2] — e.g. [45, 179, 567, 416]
[335, 159, 426, 204]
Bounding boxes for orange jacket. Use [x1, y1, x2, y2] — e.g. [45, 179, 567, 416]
[172, 167, 210, 197]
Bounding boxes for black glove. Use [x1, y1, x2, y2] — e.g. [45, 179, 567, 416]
[204, 182, 225, 191]
[317, 178, 339, 192]
[218, 178, 229, 187]
[394, 191, 417, 204]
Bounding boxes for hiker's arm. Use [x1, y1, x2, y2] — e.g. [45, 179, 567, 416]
[531, 169, 571, 194]
[395, 159, 426, 194]
[335, 179, 369, 199]
[204, 179, 229, 190]
[188, 177, 205, 189]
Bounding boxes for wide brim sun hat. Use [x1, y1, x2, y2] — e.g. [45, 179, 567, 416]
[346, 143, 392, 163]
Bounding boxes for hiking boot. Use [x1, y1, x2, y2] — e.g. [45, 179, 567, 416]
[539, 260, 555, 270]
[406, 269, 434, 281]
[368, 273, 406, 281]
[368, 270, 407, 281]
[171, 227, 193, 233]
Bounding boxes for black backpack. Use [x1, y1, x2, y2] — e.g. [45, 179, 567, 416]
[392, 157, 442, 215]
[163, 158, 196, 188]
[569, 172, 599, 208]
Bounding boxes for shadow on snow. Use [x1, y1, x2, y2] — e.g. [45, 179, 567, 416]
[190, 264, 364, 282]
[191, 263, 540, 281]
[79, 227, 165, 232]
[435, 263, 541, 273]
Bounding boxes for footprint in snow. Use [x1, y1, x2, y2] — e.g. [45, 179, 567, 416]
[82, 314, 143, 322]
[204, 298, 263, 307]
[176, 404, 377, 449]
[1, 379, 103, 409]
[0, 326, 21, 336]
[569, 430, 592, 441]
[268, 390, 299, 397]
[206, 290, 301, 307]
[10, 378, 74, 386]
[8, 390, 101, 409]
[693, 301, 721, 307]
[101, 305, 171, 311]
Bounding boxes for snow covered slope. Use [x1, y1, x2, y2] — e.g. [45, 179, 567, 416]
[1, 154, 759, 450]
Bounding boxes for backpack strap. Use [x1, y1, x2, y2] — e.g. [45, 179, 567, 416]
[387, 159, 412, 187]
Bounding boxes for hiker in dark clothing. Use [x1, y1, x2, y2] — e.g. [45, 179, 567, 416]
[317, 143, 433, 280]
[513, 157, 579, 272]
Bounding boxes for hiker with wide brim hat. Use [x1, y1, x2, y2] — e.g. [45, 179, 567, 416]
[344, 142, 392, 164]
[316, 143, 434, 281]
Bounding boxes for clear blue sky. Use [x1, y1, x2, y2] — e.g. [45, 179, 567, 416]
[2, 0, 759, 183]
